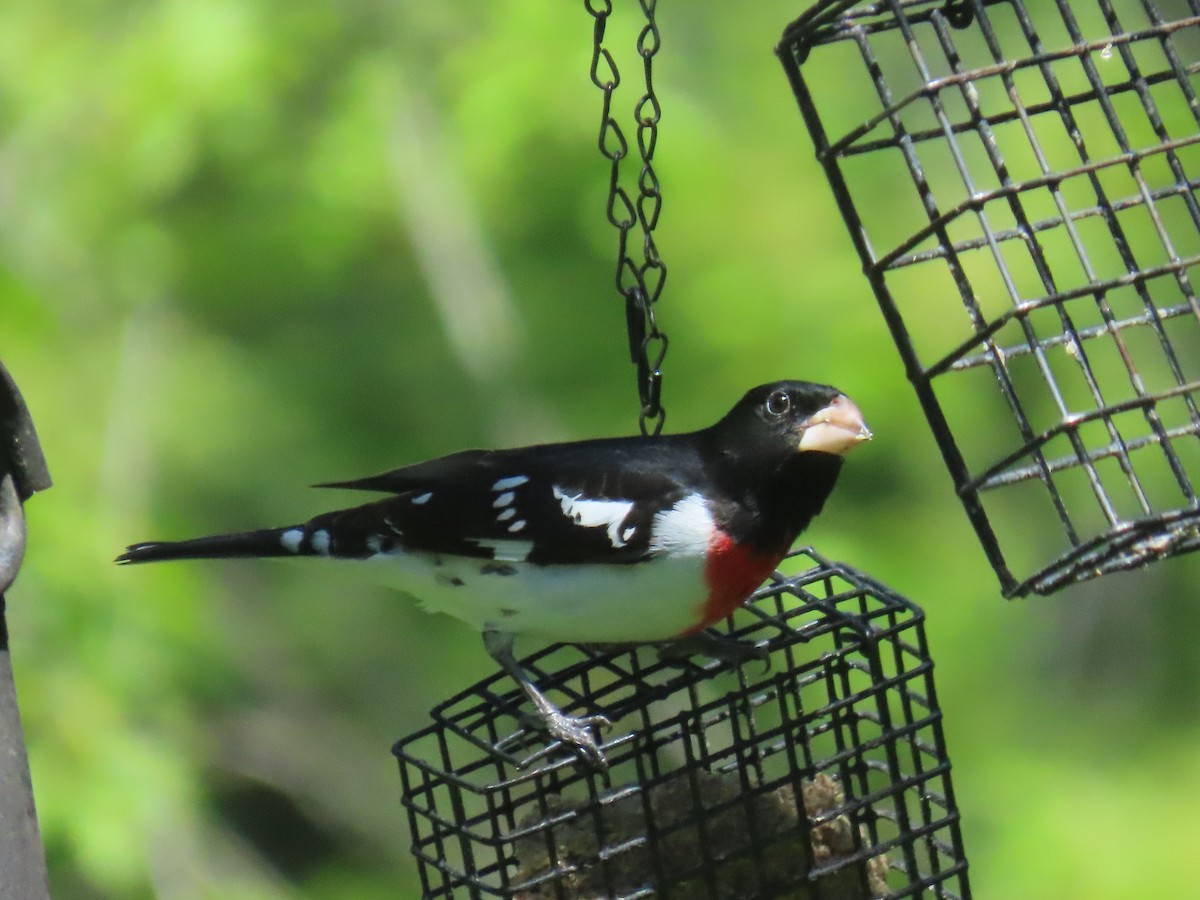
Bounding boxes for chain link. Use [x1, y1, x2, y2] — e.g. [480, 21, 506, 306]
[585, 0, 668, 436]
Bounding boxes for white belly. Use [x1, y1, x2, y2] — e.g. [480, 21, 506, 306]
[359, 550, 708, 643]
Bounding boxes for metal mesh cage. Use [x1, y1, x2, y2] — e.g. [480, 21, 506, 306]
[779, 0, 1200, 595]
[393, 549, 970, 899]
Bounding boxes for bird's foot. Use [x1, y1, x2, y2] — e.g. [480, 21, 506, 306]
[657, 630, 770, 668]
[482, 627, 613, 768]
[519, 708, 612, 769]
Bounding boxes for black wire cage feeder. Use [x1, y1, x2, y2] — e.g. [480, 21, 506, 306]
[780, 0, 1200, 596]
[393, 549, 970, 899]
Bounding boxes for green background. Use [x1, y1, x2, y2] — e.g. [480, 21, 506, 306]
[3, 1, 1198, 897]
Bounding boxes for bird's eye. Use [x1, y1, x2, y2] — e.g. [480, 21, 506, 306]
[765, 390, 791, 417]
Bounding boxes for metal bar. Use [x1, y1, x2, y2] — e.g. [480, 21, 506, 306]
[0, 595, 50, 900]
[872, 132, 1200, 272]
[946, 298, 1200, 371]
[779, 3, 1021, 593]
[961, 378, 1200, 488]
[826, 15, 1200, 158]
[0, 361, 51, 899]
[844, 61, 1200, 157]
[894, 173, 1200, 269]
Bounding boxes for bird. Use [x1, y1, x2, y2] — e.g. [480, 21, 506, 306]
[117, 380, 871, 766]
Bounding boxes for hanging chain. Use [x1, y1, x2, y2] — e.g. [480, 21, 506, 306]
[585, 0, 668, 436]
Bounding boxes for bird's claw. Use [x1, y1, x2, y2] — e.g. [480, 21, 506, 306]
[522, 710, 612, 768]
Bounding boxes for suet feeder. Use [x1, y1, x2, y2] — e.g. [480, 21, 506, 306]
[779, 0, 1200, 595]
[393, 549, 971, 898]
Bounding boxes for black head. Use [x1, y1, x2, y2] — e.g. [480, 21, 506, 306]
[701, 381, 872, 549]
[707, 381, 872, 464]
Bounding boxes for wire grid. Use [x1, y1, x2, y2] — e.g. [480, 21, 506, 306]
[779, 0, 1200, 595]
[393, 548, 970, 899]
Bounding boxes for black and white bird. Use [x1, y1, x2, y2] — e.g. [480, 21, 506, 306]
[118, 381, 870, 765]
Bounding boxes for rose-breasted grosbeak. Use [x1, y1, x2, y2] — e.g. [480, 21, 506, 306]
[118, 381, 870, 765]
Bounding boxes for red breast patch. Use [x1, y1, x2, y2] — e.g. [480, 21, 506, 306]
[686, 531, 783, 634]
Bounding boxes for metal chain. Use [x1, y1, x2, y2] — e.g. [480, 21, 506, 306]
[585, 0, 668, 436]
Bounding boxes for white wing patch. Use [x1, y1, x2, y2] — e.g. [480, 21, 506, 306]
[412, 491, 433, 505]
[491, 478, 522, 527]
[649, 493, 714, 558]
[280, 529, 304, 553]
[552, 486, 635, 548]
[492, 475, 530, 491]
[311, 529, 332, 555]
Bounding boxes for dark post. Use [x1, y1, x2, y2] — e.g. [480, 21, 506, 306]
[0, 360, 52, 898]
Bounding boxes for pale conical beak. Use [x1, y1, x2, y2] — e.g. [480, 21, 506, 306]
[797, 394, 872, 456]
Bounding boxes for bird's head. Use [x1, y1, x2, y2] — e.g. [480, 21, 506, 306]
[709, 381, 872, 463]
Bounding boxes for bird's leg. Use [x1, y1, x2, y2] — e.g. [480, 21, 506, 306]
[656, 629, 770, 667]
[482, 628, 612, 768]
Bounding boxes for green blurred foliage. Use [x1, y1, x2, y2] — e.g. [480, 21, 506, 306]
[1, 1, 1198, 897]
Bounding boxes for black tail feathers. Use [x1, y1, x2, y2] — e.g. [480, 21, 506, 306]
[115, 527, 308, 565]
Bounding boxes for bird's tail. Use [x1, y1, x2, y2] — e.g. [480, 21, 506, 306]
[116, 526, 312, 564]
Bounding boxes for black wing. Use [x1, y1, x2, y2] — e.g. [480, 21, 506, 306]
[313, 449, 492, 493]
[307, 435, 703, 565]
